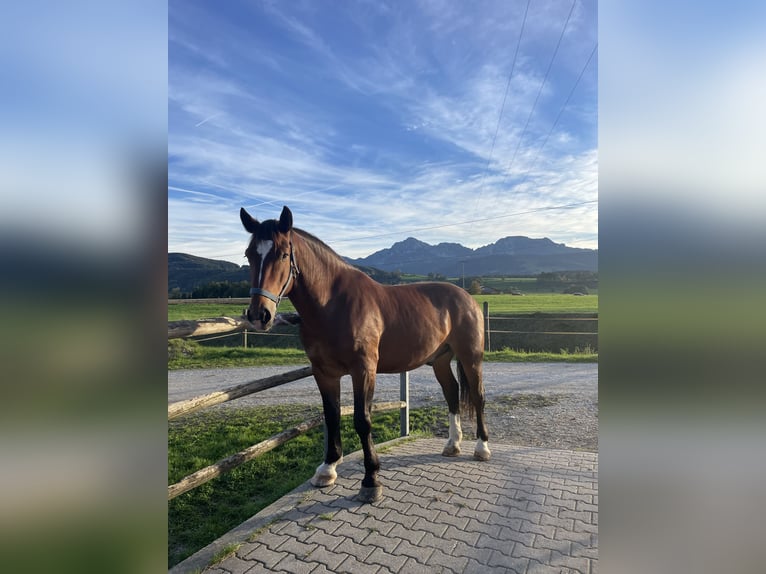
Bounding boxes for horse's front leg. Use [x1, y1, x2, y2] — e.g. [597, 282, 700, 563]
[351, 366, 382, 503]
[310, 373, 343, 488]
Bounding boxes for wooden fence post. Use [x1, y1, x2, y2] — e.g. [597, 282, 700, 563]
[483, 301, 491, 352]
[400, 371, 410, 437]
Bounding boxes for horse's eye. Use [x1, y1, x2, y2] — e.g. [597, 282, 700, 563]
[281, 252, 289, 260]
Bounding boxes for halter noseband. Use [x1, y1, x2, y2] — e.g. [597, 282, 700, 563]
[249, 239, 300, 306]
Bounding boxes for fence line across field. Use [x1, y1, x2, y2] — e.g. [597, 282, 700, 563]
[490, 330, 598, 335]
[168, 306, 598, 352]
[194, 331, 300, 344]
[488, 316, 598, 321]
[185, 326, 598, 349]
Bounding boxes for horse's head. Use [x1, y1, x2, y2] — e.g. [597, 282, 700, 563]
[240, 205, 299, 331]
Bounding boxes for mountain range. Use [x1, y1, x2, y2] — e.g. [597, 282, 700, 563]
[345, 236, 597, 276]
[169, 235, 596, 294]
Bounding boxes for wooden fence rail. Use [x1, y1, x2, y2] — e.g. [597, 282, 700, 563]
[168, 366, 314, 420]
[168, 401, 405, 500]
[168, 316, 249, 339]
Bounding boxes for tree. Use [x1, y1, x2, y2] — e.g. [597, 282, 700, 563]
[468, 280, 482, 295]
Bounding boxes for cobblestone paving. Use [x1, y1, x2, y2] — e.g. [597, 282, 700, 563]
[172, 438, 597, 573]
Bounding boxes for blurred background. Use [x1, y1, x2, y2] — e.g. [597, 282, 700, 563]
[599, 1, 766, 573]
[0, 2, 167, 573]
[0, 1, 764, 573]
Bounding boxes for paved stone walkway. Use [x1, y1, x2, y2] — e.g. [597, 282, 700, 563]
[171, 439, 598, 574]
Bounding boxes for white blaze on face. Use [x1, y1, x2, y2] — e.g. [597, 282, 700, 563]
[255, 240, 273, 286]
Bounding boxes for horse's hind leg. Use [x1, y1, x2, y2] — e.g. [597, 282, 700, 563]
[310, 373, 343, 488]
[457, 358, 491, 461]
[432, 352, 463, 457]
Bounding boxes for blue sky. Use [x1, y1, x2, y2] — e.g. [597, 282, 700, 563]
[169, 0, 597, 263]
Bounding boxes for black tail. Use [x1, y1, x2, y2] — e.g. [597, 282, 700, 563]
[456, 360, 474, 418]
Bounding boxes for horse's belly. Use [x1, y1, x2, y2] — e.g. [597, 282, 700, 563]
[303, 324, 444, 374]
[376, 335, 443, 373]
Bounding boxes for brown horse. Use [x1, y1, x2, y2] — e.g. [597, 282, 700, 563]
[240, 206, 490, 502]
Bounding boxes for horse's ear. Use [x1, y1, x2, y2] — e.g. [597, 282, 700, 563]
[240, 208, 259, 234]
[278, 206, 293, 233]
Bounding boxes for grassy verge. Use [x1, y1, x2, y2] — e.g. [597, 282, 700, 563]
[168, 339, 308, 369]
[485, 347, 598, 363]
[169, 339, 596, 370]
[168, 405, 447, 568]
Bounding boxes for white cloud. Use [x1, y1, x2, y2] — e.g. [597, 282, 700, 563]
[168, 1, 598, 262]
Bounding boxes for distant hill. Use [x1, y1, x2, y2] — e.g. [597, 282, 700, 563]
[168, 253, 249, 294]
[169, 235, 597, 294]
[345, 236, 597, 276]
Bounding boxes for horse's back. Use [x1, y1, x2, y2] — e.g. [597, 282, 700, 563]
[393, 281, 482, 324]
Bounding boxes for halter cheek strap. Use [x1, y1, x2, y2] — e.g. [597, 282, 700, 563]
[249, 240, 300, 306]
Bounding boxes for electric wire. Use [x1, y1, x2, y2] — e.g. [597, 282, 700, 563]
[498, 0, 577, 189]
[471, 0, 531, 216]
[509, 41, 598, 193]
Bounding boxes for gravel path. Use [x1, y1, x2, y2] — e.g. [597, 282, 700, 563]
[168, 362, 598, 452]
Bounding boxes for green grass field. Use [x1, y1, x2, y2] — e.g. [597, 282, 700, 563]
[168, 300, 296, 321]
[473, 292, 597, 314]
[168, 292, 597, 321]
[168, 338, 596, 370]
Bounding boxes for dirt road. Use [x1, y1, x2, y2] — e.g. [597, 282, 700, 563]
[168, 363, 598, 451]
[168, 362, 596, 408]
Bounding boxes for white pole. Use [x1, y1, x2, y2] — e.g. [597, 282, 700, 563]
[399, 371, 410, 436]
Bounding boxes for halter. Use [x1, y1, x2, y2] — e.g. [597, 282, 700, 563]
[249, 239, 300, 306]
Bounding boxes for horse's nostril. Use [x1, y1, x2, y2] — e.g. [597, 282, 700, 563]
[259, 308, 272, 325]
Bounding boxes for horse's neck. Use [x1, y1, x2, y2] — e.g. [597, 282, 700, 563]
[289, 234, 346, 315]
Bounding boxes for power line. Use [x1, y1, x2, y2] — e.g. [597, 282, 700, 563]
[498, 0, 577, 189]
[511, 41, 598, 192]
[472, 0, 531, 216]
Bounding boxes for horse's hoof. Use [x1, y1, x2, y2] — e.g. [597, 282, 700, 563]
[356, 485, 383, 503]
[310, 461, 340, 487]
[442, 444, 461, 457]
[473, 441, 491, 461]
[310, 475, 335, 488]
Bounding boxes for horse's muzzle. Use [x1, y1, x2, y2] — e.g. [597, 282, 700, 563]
[246, 303, 274, 332]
